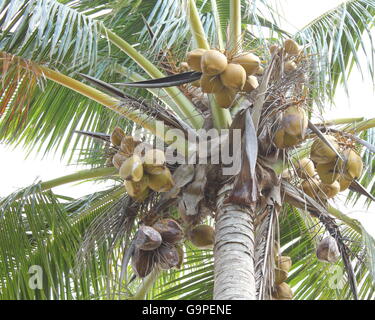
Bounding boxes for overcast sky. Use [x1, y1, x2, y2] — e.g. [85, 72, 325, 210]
[0, 0, 374, 235]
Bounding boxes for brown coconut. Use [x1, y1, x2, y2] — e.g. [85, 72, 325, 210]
[187, 48, 206, 72]
[214, 87, 237, 108]
[272, 282, 293, 300]
[316, 236, 340, 263]
[231, 52, 260, 75]
[110, 127, 125, 146]
[201, 50, 228, 75]
[152, 219, 184, 244]
[242, 75, 259, 92]
[284, 39, 301, 56]
[136, 226, 162, 251]
[189, 224, 215, 249]
[220, 63, 247, 90]
[200, 74, 224, 93]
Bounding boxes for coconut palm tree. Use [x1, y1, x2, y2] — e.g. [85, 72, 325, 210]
[0, 0, 375, 300]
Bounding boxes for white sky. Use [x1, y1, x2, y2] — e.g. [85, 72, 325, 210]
[0, 0, 375, 234]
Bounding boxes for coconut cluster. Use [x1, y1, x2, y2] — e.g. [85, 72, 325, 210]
[132, 219, 184, 278]
[272, 255, 293, 300]
[110, 127, 174, 202]
[296, 134, 363, 200]
[185, 48, 261, 108]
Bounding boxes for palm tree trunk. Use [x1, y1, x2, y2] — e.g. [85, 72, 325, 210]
[213, 184, 256, 300]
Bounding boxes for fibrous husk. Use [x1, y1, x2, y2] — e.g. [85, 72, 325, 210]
[316, 161, 339, 184]
[200, 74, 224, 93]
[284, 39, 301, 56]
[148, 167, 174, 192]
[112, 151, 128, 169]
[275, 268, 288, 285]
[320, 181, 340, 199]
[191, 79, 201, 87]
[110, 127, 125, 146]
[124, 176, 149, 198]
[189, 224, 215, 249]
[338, 176, 352, 192]
[201, 50, 228, 75]
[231, 52, 260, 75]
[272, 282, 293, 300]
[284, 61, 297, 72]
[136, 226, 162, 251]
[316, 236, 340, 263]
[338, 148, 363, 180]
[132, 248, 155, 278]
[276, 256, 292, 272]
[187, 48, 206, 72]
[157, 244, 179, 270]
[220, 63, 246, 90]
[152, 219, 184, 244]
[119, 154, 144, 182]
[143, 149, 166, 175]
[242, 75, 259, 92]
[295, 158, 315, 179]
[214, 87, 237, 108]
[310, 135, 339, 164]
[283, 105, 308, 139]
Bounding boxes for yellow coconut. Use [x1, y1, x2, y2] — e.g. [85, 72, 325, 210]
[316, 161, 339, 184]
[283, 132, 302, 147]
[201, 50, 228, 75]
[338, 149, 363, 180]
[200, 74, 224, 93]
[272, 282, 293, 300]
[302, 179, 320, 198]
[242, 75, 259, 92]
[284, 39, 301, 56]
[275, 268, 288, 285]
[110, 127, 125, 146]
[283, 105, 308, 139]
[338, 176, 352, 192]
[214, 87, 237, 108]
[320, 181, 340, 199]
[119, 154, 144, 182]
[276, 256, 292, 272]
[220, 63, 247, 90]
[148, 167, 174, 192]
[187, 48, 206, 72]
[273, 128, 286, 149]
[295, 158, 316, 179]
[143, 149, 166, 175]
[231, 52, 260, 75]
[189, 224, 215, 249]
[180, 62, 189, 72]
[310, 135, 339, 164]
[284, 61, 297, 72]
[124, 175, 149, 198]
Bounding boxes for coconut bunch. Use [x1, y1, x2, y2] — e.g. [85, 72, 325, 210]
[185, 48, 261, 108]
[187, 224, 215, 249]
[273, 104, 308, 149]
[131, 219, 184, 278]
[296, 134, 363, 200]
[272, 255, 293, 300]
[109, 127, 175, 202]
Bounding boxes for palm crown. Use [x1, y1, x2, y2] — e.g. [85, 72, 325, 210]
[0, 0, 375, 300]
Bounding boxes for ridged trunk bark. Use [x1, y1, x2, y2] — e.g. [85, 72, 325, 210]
[213, 184, 256, 300]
